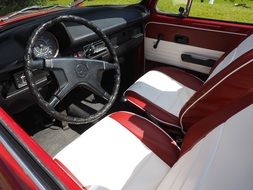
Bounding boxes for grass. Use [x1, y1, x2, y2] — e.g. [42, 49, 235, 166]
[157, 0, 187, 14]
[157, 0, 253, 24]
[190, 0, 253, 23]
[1, 0, 253, 24]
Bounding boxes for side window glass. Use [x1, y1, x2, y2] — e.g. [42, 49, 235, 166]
[189, 0, 253, 24]
[156, 0, 188, 15]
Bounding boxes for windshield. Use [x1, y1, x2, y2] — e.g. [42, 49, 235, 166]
[0, 0, 141, 16]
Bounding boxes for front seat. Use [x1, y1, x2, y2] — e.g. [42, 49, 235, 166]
[124, 34, 253, 132]
[55, 93, 253, 190]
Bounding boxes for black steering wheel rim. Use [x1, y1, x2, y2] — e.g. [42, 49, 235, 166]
[24, 15, 120, 124]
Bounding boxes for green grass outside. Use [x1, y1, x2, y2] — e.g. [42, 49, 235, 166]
[157, 0, 253, 24]
[1, 0, 253, 24]
[190, 0, 253, 23]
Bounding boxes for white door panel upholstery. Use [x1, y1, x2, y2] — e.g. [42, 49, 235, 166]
[158, 105, 253, 190]
[126, 70, 196, 117]
[55, 116, 170, 190]
[145, 37, 224, 74]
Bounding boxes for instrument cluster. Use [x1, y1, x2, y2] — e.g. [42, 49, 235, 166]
[33, 31, 59, 59]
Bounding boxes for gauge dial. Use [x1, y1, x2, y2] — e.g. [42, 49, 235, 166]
[33, 32, 59, 59]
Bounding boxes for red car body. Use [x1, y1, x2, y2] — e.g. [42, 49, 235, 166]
[0, 107, 84, 189]
[0, 0, 253, 189]
[0, 9, 61, 27]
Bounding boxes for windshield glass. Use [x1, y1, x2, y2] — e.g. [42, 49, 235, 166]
[0, 0, 141, 16]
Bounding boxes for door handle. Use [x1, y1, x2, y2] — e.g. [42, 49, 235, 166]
[181, 53, 216, 67]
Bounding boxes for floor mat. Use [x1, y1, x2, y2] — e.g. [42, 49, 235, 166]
[32, 126, 81, 157]
[16, 95, 128, 156]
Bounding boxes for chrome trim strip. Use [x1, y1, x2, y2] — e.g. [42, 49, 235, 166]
[0, 131, 45, 190]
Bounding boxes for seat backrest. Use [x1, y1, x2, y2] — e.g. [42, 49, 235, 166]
[179, 34, 253, 131]
[158, 94, 253, 190]
[208, 34, 253, 80]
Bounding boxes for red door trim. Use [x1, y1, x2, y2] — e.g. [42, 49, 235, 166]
[0, 107, 84, 190]
[145, 21, 248, 37]
[147, 13, 253, 34]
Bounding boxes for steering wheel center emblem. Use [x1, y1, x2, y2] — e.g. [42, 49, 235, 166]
[76, 64, 88, 78]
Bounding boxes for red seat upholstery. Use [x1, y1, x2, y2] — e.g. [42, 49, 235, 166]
[55, 93, 253, 190]
[125, 34, 253, 132]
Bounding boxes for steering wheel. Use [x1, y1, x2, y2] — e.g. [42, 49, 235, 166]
[24, 15, 121, 124]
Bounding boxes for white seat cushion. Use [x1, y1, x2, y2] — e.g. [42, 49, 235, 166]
[126, 70, 196, 117]
[54, 116, 170, 190]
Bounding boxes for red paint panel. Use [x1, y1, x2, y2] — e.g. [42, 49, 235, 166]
[0, 107, 85, 190]
[0, 9, 63, 27]
[110, 111, 180, 167]
[0, 144, 38, 190]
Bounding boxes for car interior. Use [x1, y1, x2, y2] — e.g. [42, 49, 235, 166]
[0, 1, 253, 189]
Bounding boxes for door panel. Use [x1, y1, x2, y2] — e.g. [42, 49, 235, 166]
[145, 36, 223, 74]
[144, 13, 253, 74]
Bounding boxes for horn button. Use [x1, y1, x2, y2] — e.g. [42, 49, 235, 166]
[75, 63, 88, 78]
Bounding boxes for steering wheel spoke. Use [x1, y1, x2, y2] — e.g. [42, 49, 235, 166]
[80, 82, 110, 101]
[48, 95, 61, 108]
[103, 61, 119, 71]
[90, 59, 119, 71]
[46, 58, 116, 102]
[49, 83, 74, 107]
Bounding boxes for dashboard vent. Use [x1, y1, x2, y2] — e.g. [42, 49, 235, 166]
[83, 40, 107, 58]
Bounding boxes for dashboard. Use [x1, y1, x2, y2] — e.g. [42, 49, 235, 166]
[0, 5, 149, 113]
